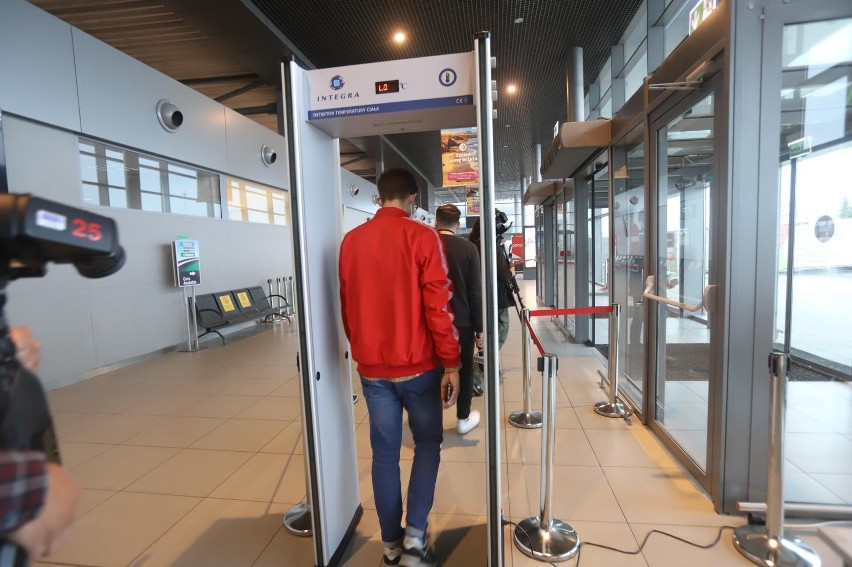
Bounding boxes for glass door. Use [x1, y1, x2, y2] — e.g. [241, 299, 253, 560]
[611, 124, 646, 410]
[648, 83, 719, 484]
[773, 16, 852, 506]
[589, 166, 610, 347]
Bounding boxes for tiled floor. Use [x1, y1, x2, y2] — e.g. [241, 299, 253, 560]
[34, 281, 845, 567]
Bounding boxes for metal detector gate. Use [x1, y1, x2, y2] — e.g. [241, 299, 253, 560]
[281, 32, 503, 567]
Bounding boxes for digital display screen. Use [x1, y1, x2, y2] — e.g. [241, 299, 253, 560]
[375, 80, 400, 95]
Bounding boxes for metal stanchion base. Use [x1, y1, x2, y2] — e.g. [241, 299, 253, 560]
[594, 400, 633, 419]
[508, 410, 543, 429]
[283, 501, 313, 537]
[176, 345, 207, 353]
[513, 517, 580, 562]
[733, 525, 820, 567]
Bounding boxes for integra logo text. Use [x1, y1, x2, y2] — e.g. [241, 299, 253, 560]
[319, 74, 360, 102]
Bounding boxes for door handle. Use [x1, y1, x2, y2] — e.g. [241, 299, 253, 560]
[643, 276, 716, 314]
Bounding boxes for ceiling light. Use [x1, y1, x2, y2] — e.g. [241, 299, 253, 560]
[514, 17, 524, 24]
[506, 84, 518, 94]
[393, 31, 406, 44]
[505, 124, 511, 128]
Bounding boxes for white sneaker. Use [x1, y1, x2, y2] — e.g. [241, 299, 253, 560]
[457, 410, 481, 435]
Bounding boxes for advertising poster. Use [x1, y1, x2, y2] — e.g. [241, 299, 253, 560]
[441, 127, 479, 187]
[173, 239, 201, 287]
[466, 188, 480, 215]
[511, 234, 525, 268]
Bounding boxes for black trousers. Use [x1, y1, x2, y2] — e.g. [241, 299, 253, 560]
[456, 325, 475, 420]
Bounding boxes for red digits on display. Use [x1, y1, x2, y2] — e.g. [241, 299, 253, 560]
[71, 219, 103, 241]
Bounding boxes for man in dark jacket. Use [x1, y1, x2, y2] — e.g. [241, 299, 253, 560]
[339, 168, 460, 567]
[435, 204, 483, 435]
[468, 215, 514, 394]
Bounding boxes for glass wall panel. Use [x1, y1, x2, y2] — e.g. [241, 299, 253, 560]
[775, 17, 852, 506]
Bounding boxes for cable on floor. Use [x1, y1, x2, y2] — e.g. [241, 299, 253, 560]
[503, 518, 736, 567]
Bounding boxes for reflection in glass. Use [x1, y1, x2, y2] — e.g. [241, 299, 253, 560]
[612, 125, 646, 408]
[227, 177, 289, 226]
[655, 92, 715, 472]
[776, 18, 852, 506]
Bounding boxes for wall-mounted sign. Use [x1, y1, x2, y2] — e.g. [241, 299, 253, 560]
[441, 127, 479, 187]
[689, 0, 718, 35]
[466, 187, 480, 215]
[172, 239, 200, 287]
[787, 136, 812, 159]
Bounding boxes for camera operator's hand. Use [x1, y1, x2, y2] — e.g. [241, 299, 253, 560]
[441, 369, 460, 409]
[11, 464, 80, 559]
[9, 327, 40, 374]
[475, 333, 484, 350]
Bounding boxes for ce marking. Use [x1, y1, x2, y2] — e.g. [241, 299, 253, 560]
[401, 82, 408, 90]
[455, 97, 467, 104]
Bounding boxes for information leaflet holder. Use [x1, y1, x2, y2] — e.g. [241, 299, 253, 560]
[281, 34, 501, 566]
[172, 239, 203, 352]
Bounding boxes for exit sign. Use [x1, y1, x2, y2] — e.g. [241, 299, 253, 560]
[689, 0, 718, 35]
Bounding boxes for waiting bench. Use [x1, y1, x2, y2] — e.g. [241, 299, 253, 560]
[195, 286, 290, 345]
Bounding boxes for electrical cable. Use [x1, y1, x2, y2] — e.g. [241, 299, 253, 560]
[503, 518, 736, 567]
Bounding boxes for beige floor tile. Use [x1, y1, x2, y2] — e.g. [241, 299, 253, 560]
[336, 511, 384, 567]
[76, 488, 116, 518]
[260, 420, 304, 454]
[51, 412, 110, 438]
[504, 427, 598, 466]
[64, 413, 164, 444]
[563, 382, 612, 406]
[432, 461, 488, 515]
[210, 452, 308, 504]
[125, 416, 226, 448]
[575, 405, 643, 430]
[127, 449, 253, 497]
[70, 445, 180, 490]
[179, 394, 262, 418]
[123, 393, 210, 416]
[192, 419, 287, 452]
[237, 396, 302, 420]
[509, 520, 647, 567]
[506, 463, 625, 523]
[47, 492, 200, 567]
[268, 378, 301, 397]
[441, 421, 487, 462]
[48, 390, 156, 413]
[353, 395, 370, 422]
[585, 429, 679, 468]
[59, 442, 112, 468]
[430, 513, 488, 567]
[632, 523, 750, 567]
[161, 376, 239, 396]
[604, 467, 736, 526]
[255, 522, 328, 567]
[217, 378, 287, 397]
[128, 499, 286, 567]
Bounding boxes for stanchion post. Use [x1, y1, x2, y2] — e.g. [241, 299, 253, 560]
[509, 309, 542, 429]
[594, 303, 633, 419]
[189, 285, 199, 350]
[733, 352, 820, 567]
[182, 286, 192, 351]
[514, 353, 580, 561]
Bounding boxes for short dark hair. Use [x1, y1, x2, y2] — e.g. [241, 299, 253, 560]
[435, 204, 461, 228]
[377, 168, 418, 202]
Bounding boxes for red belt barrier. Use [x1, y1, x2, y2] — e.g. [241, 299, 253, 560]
[528, 305, 613, 318]
[524, 318, 546, 356]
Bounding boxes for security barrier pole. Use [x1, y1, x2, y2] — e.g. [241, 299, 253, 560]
[265, 277, 285, 324]
[509, 308, 542, 429]
[594, 304, 633, 418]
[733, 352, 820, 567]
[286, 276, 296, 317]
[514, 353, 580, 562]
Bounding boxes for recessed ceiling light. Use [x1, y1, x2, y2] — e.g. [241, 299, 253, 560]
[505, 124, 511, 128]
[393, 31, 406, 44]
[506, 84, 518, 94]
[514, 17, 524, 24]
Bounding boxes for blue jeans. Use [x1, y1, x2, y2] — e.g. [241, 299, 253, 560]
[360, 368, 443, 543]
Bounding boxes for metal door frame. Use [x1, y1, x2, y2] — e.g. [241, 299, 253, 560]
[646, 69, 725, 494]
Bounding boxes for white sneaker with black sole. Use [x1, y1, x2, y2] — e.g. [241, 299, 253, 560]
[399, 538, 436, 567]
[457, 410, 480, 435]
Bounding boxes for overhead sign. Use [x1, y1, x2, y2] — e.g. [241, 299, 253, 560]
[689, 0, 718, 35]
[172, 239, 200, 287]
[305, 53, 476, 138]
[441, 127, 479, 187]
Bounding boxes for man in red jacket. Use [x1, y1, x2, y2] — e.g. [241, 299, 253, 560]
[339, 168, 460, 567]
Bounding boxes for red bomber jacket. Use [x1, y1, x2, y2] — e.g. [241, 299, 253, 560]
[339, 206, 461, 379]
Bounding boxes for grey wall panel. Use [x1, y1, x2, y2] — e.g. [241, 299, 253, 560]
[339, 168, 379, 213]
[224, 108, 288, 189]
[0, 0, 80, 131]
[72, 29, 228, 172]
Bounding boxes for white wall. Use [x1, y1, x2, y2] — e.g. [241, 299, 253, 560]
[0, 0, 293, 389]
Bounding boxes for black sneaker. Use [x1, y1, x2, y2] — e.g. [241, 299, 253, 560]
[399, 542, 437, 567]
